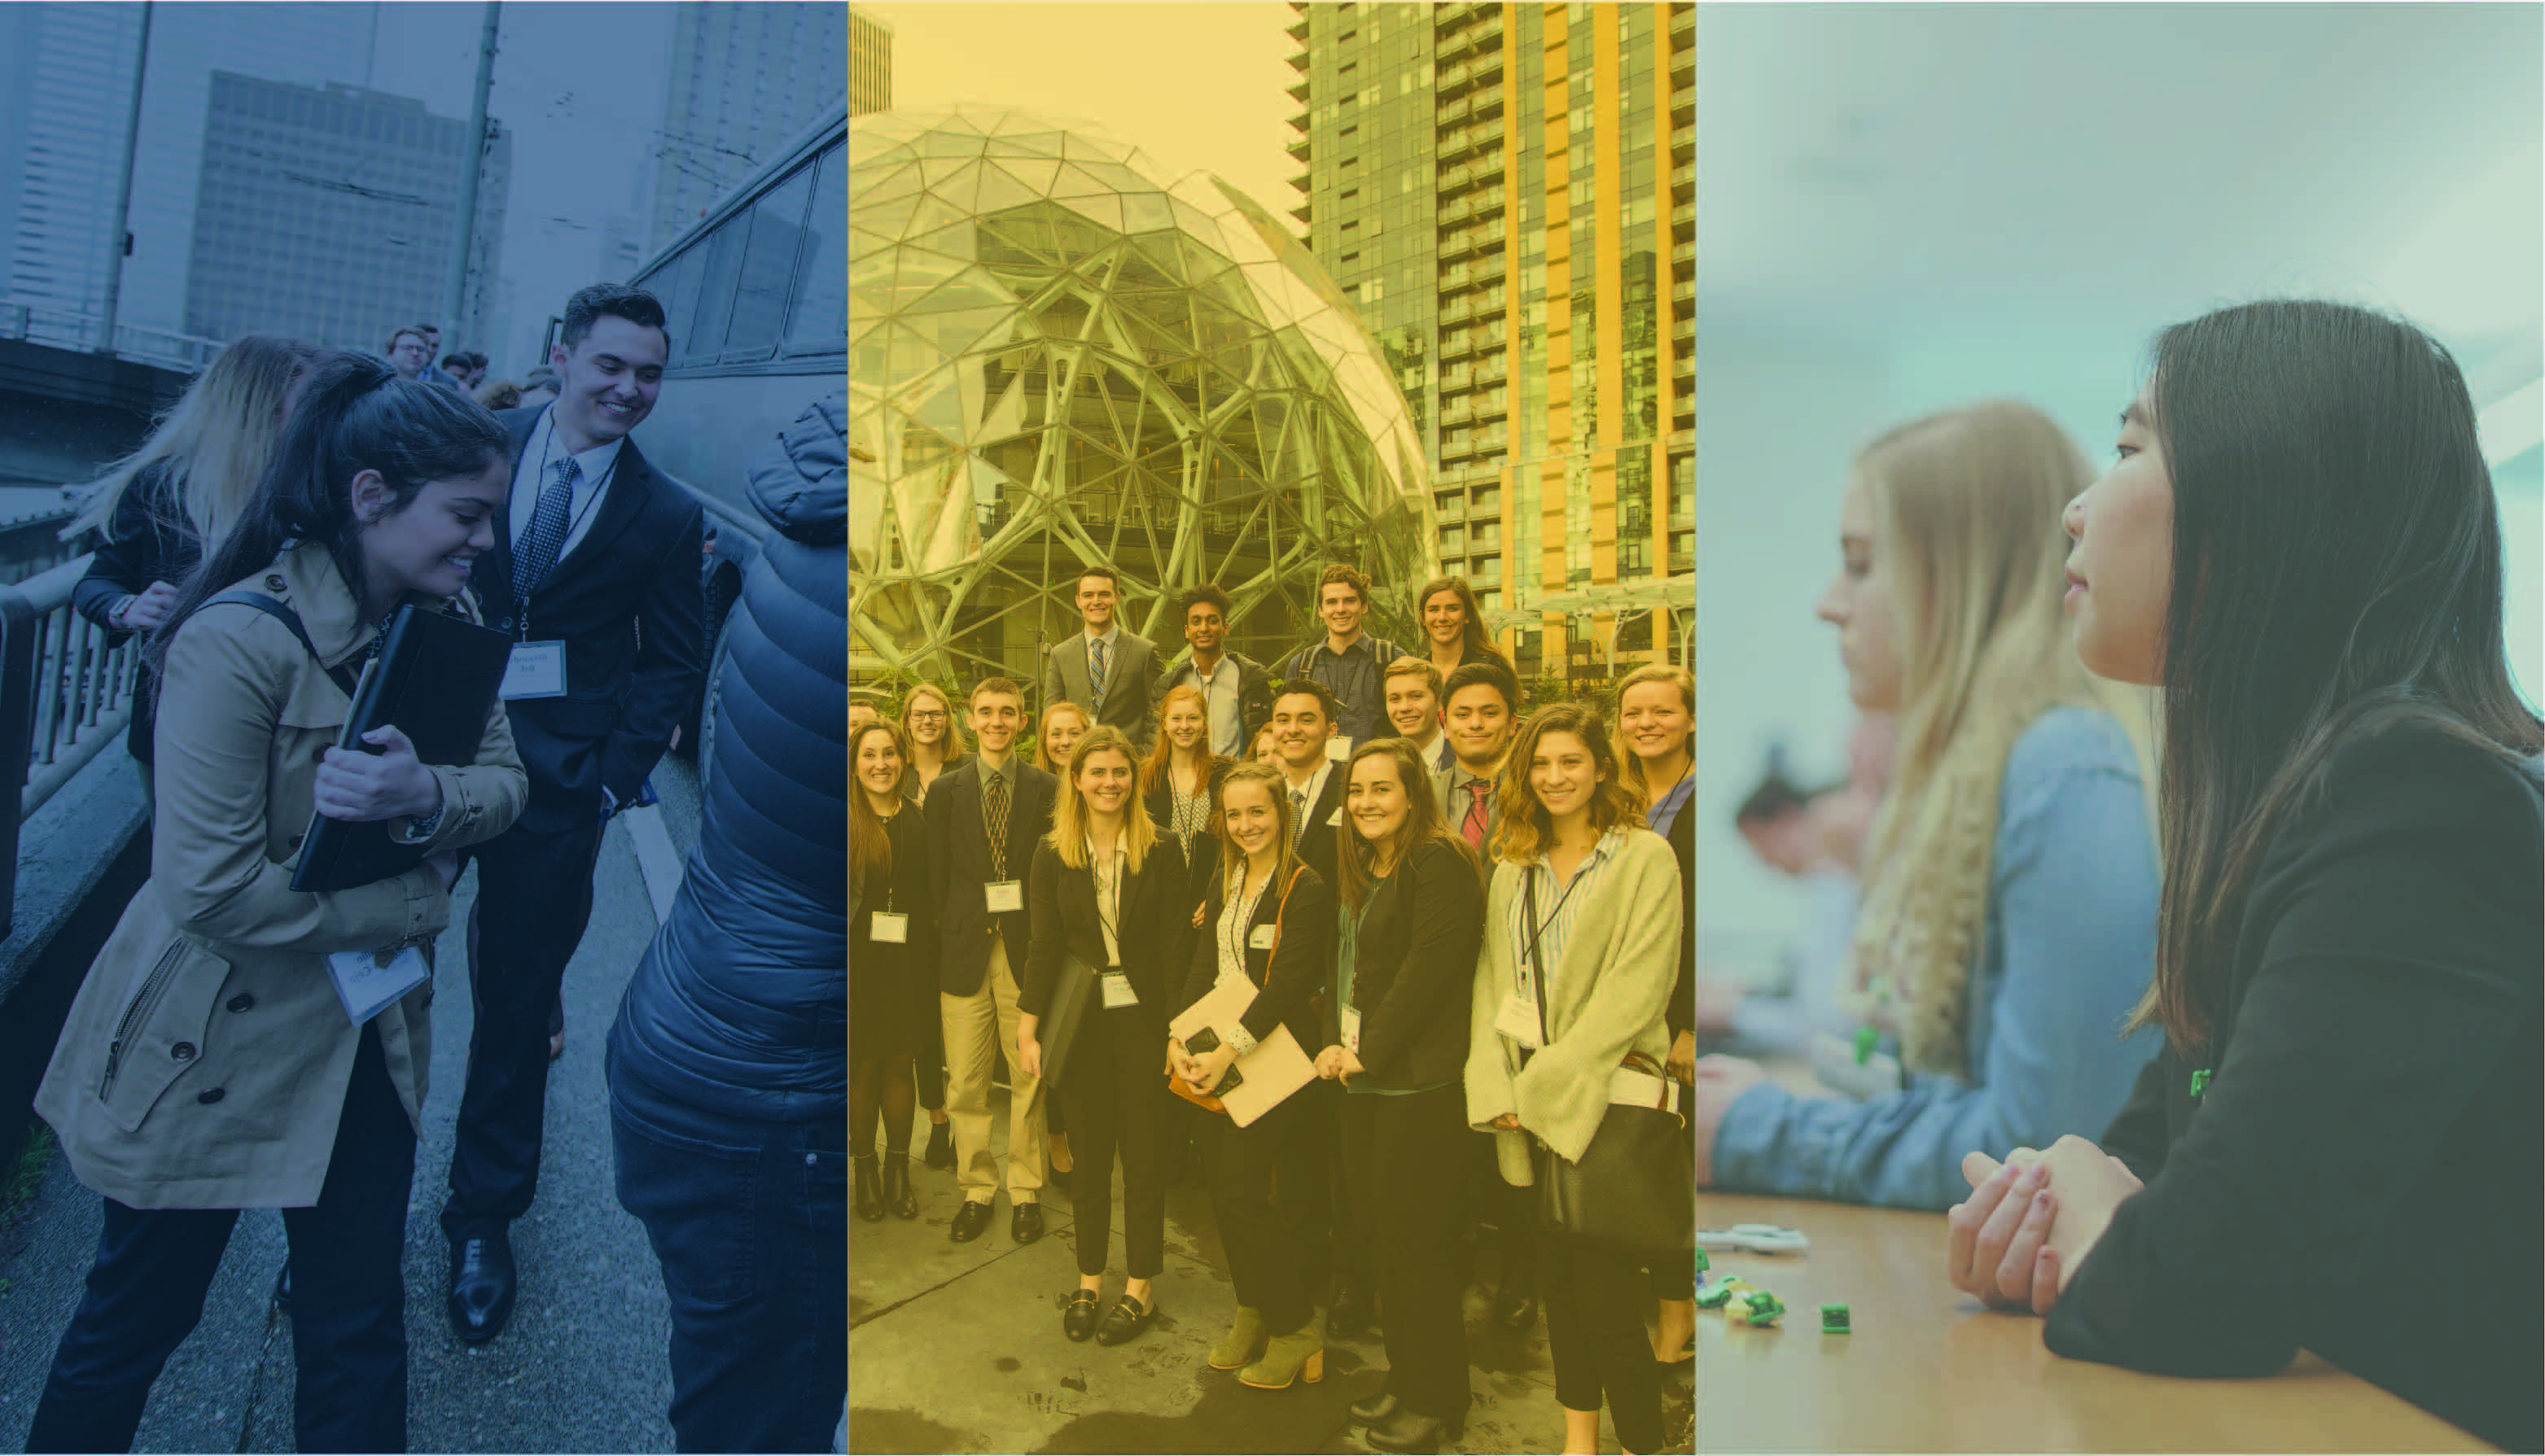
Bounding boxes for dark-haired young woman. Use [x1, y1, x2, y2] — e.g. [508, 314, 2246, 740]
[71, 333, 315, 791]
[850, 719, 931, 1222]
[1943, 300, 2545, 1454]
[1317, 738, 1485, 1452]
[1416, 575, 1514, 689]
[28, 352, 528, 1454]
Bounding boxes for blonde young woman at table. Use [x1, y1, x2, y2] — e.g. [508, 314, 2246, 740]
[898, 684, 966, 1170]
[1014, 727, 1181, 1347]
[1693, 400, 2162, 1212]
[1467, 705, 1680, 1456]
[1170, 763, 1334, 1390]
[1315, 739, 1485, 1454]
[1941, 300, 2544, 1454]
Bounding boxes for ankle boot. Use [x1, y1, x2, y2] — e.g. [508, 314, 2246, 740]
[853, 1156, 884, 1222]
[1208, 1305, 1267, 1371]
[924, 1119, 955, 1170]
[1237, 1323, 1325, 1390]
[882, 1154, 918, 1219]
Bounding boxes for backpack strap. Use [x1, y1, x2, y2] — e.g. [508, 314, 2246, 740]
[205, 591, 363, 698]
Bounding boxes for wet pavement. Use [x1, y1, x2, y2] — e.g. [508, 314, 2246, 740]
[847, 1100, 1696, 1454]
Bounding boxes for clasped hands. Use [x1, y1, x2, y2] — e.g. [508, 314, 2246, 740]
[1944, 1135, 2144, 1315]
[1170, 1038, 1238, 1092]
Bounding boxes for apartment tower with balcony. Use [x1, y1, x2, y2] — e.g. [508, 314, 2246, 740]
[1289, 0, 1693, 682]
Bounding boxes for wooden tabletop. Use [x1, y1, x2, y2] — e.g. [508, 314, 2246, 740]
[1695, 1078, 2496, 1452]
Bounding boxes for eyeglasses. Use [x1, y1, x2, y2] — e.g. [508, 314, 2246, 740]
[908, 711, 948, 724]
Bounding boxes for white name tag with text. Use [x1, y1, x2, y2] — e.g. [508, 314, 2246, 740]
[1325, 737, 1351, 762]
[870, 912, 909, 944]
[985, 881, 1023, 915]
[499, 640, 567, 701]
[1248, 924, 1277, 951]
[1494, 992, 1544, 1049]
[326, 945, 431, 1027]
[1341, 1003, 1363, 1052]
[1102, 971, 1140, 1009]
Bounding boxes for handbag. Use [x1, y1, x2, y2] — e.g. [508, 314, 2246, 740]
[1523, 873, 1697, 1260]
[1166, 866, 1305, 1114]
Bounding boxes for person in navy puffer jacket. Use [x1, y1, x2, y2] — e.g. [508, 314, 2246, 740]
[605, 389, 846, 1454]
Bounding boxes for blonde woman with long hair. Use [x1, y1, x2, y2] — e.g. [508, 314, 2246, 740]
[1693, 399, 2161, 1212]
[69, 333, 315, 780]
[900, 683, 970, 800]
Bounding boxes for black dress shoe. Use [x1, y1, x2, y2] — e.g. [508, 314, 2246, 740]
[881, 1156, 918, 1220]
[1094, 1292, 1158, 1346]
[949, 1200, 994, 1243]
[1011, 1203, 1045, 1244]
[924, 1121, 955, 1170]
[1349, 1390, 1400, 1425]
[854, 1158, 885, 1222]
[1062, 1289, 1102, 1342]
[1328, 1284, 1373, 1339]
[273, 1262, 291, 1314]
[1365, 1406, 1463, 1454]
[447, 1229, 518, 1345]
[1045, 1162, 1072, 1193]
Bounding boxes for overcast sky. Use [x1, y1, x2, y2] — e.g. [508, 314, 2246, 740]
[367, 2, 678, 369]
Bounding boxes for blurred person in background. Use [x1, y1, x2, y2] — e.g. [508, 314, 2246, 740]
[516, 367, 560, 410]
[473, 379, 523, 413]
[71, 333, 316, 798]
[383, 327, 431, 383]
[607, 390, 845, 1453]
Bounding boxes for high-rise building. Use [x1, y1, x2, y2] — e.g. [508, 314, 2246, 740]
[0, 2, 379, 339]
[185, 75, 512, 356]
[1290, 1, 1694, 681]
[649, 2, 847, 251]
[850, 7, 892, 116]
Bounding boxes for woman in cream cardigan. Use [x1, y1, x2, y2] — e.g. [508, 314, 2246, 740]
[1465, 703, 1680, 1456]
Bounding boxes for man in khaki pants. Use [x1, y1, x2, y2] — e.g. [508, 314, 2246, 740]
[922, 678, 1055, 1244]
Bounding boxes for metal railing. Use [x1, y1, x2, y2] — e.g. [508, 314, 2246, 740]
[0, 551, 143, 934]
[0, 296, 226, 374]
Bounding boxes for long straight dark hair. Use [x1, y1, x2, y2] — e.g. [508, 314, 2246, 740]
[149, 350, 510, 674]
[2135, 300, 2543, 1054]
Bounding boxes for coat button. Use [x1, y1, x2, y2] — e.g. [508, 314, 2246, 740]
[171, 1042, 196, 1060]
[226, 994, 254, 1012]
[196, 1087, 225, 1104]
[264, 575, 287, 592]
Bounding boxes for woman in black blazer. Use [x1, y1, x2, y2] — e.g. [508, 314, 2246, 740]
[1315, 738, 1487, 1454]
[1016, 727, 1181, 1347]
[1170, 762, 1334, 1391]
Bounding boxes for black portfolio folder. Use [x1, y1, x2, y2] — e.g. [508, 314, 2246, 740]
[288, 605, 513, 894]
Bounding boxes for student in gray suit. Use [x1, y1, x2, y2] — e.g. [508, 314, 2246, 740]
[1043, 566, 1159, 749]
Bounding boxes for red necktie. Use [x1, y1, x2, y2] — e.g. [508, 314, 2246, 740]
[1461, 780, 1490, 853]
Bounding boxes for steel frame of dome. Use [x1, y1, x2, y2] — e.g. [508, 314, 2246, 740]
[850, 105, 1435, 695]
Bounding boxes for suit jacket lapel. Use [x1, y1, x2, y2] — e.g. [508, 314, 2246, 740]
[554, 437, 655, 580]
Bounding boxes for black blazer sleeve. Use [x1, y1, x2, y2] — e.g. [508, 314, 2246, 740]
[1018, 837, 1067, 1020]
[1176, 881, 1224, 1022]
[2045, 735, 2545, 1420]
[1354, 840, 1483, 1080]
[73, 466, 188, 634]
[1247, 866, 1330, 1049]
[1666, 807, 1696, 1040]
[2096, 1048, 2176, 1185]
[598, 493, 706, 806]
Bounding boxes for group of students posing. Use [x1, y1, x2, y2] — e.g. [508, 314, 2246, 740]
[1693, 300, 2544, 1452]
[849, 564, 1697, 1456]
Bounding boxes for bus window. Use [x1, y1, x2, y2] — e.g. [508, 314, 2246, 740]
[724, 163, 816, 356]
[786, 141, 847, 354]
[651, 247, 704, 365]
[689, 221, 748, 364]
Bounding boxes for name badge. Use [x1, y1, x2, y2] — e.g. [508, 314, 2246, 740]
[870, 912, 909, 944]
[326, 944, 431, 1027]
[1340, 1003, 1363, 1052]
[1493, 992, 1544, 1049]
[1324, 736, 1351, 763]
[985, 881, 1023, 915]
[1248, 924, 1277, 951]
[1101, 971, 1140, 1009]
[500, 640, 567, 701]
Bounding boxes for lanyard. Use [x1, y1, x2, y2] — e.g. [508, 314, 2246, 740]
[1221, 868, 1270, 975]
[1086, 837, 1121, 955]
[1520, 853, 1590, 995]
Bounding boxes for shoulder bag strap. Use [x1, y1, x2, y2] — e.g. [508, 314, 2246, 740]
[205, 591, 362, 697]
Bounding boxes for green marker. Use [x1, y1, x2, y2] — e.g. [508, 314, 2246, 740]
[1820, 1303, 1851, 1334]
[1853, 1025, 1879, 1067]
[2189, 1069, 2211, 1098]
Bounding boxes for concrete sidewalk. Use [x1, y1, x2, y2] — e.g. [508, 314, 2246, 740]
[0, 774, 704, 1454]
[846, 1103, 1697, 1454]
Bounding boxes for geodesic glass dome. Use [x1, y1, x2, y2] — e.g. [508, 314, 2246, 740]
[850, 106, 1434, 694]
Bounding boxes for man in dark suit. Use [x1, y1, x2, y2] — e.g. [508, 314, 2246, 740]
[442, 282, 707, 1344]
[924, 677, 1058, 1244]
[1148, 584, 1274, 759]
[1042, 566, 1158, 750]
[1264, 678, 1373, 1333]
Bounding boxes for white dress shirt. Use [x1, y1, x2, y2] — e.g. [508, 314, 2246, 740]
[510, 404, 624, 573]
